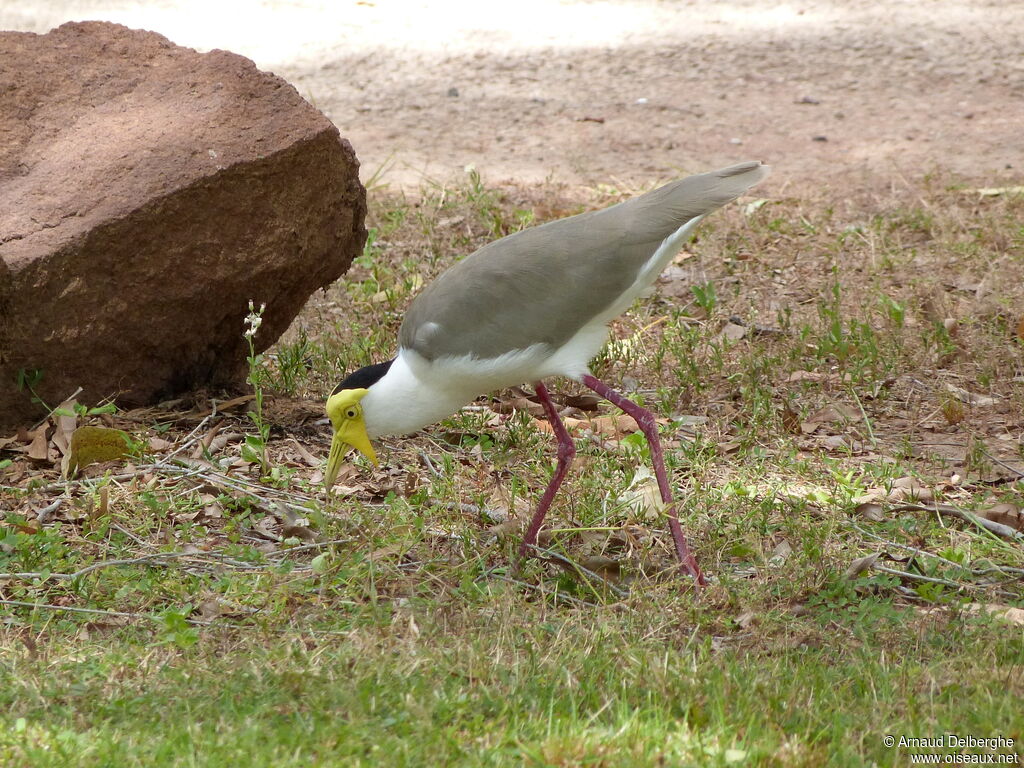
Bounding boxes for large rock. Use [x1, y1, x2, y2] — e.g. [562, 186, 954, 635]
[0, 21, 366, 428]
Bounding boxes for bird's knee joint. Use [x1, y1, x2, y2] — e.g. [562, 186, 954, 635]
[635, 411, 657, 432]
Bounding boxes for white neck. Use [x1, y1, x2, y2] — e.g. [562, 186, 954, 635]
[360, 351, 478, 437]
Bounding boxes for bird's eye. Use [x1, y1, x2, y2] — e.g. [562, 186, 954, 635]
[345, 408, 358, 419]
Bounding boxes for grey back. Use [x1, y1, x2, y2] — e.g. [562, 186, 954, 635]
[400, 162, 767, 360]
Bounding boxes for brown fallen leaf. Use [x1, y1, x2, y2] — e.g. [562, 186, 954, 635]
[51, 398, 78, 455]
[977, 502, 1022, 531]
[561, 393, 601, 411]
[66, 426, 133, 476]
[579, 555, 621, 581]
[148, 436, 174, 452]
[622, 467, 663, 521]
[719, 321, 747, 341]
[845, 552, 881, 579]
[963, 603, 1024, 626]
[26, 426, 50, 462]
[853, 499, 887, 522]
[288, 438, 322, 468]
[891, 476, 934, 503]
[781, 402, 801, 435]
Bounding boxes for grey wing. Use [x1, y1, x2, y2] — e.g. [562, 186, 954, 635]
[399, 161, 769, 361]
[399, 216, 656, 360]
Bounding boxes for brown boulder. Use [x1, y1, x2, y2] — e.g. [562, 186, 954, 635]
[0, 21, 366, 428]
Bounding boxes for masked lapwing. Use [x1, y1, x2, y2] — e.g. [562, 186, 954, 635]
[325, 161, 770, 585]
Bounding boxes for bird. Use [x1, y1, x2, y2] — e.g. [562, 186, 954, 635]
[325, 161, 770, 586]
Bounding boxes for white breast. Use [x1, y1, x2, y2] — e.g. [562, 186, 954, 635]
[361, 318, 610, 438]
[362, 213, 706, 437]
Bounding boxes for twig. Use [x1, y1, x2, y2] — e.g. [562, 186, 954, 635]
[482, 572, 596, 608]
[525, 544, 629, 599]
[34, 498, 63, 524]
[155, 415, 212, 467]
[434, 500, 508, 523]
[892, 502, 1024, 541]
[872, 565, 971, 590]
[0, 599, 353, 635]
[0, 551, 201, 582]
[982, 450, 1024, 479]
[846, 521, 971, 571]
[263, 537, 355, 560]
[418, 450, 442, 478]
[0, 598, 244, 628]
[109, 523, 152, 548]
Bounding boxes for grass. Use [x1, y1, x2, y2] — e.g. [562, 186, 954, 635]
[2, 171, 1023, 766]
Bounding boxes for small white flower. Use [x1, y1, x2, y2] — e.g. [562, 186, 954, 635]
[243, 301, 266, 339]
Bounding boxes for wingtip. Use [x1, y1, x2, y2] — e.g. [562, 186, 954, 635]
[721, 160, 771, 179]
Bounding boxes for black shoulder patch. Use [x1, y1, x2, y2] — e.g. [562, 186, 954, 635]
[331, 358, 395, 395]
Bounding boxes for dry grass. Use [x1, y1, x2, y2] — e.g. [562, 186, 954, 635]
[1, 172, 1022, 766]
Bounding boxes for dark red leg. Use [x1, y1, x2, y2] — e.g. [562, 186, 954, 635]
[520, 381, 577, 557]
[582, 374, 706, 586]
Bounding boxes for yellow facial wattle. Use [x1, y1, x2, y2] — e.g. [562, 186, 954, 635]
[325, 388, 378, 488]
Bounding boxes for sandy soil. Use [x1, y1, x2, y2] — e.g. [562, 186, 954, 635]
[3, 0, 1023, 195]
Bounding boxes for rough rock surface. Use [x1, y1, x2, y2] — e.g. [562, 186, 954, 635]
[0, 21, 366, 428]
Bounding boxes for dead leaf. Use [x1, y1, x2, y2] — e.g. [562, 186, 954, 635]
[969, 186, 1024, 196]
[977, 503, 1022, 531]
[891, 476, 934, 503]
[768, 539, 792, 566]
[719, 321, 747, 341]
[623, 466, 663, 521]
[781, 402, 801, 435]
[66, 426, 133, 476]
[26, 427, 49, 462]
[944, 383, 997, 407]
[579, 555, 621, 581]
[853, 499, 887, 522]
[148, 437, 174, 452]
[963, 603, 1024, 625]
[845, 552, 881, 579]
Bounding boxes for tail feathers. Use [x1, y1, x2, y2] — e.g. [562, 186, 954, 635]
[627, 161, 770, 242]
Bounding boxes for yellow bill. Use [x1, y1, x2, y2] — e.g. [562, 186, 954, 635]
[325, 388, 378, 489]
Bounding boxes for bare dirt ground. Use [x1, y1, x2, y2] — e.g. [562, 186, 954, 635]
[4, 0, 1023, 196]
